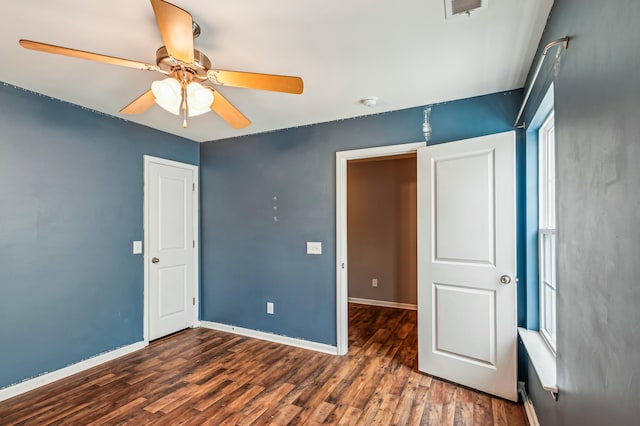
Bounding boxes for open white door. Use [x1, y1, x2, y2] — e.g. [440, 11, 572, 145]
[417, 131, 517, 401]
[145, 156, 198, 341]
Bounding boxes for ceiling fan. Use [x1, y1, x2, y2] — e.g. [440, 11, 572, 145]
[19, 0, 304, 129]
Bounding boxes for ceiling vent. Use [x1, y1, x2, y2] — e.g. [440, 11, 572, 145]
[444, 0, 488, 19]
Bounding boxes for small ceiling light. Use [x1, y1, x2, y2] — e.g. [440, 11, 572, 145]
[423, 106, 432, 142]
[361, 96, 378, 107]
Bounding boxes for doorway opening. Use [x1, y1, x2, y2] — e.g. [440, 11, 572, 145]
[335, 142, 425, 355]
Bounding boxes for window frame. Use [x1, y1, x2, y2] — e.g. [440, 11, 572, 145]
[538, 111, 557, 353]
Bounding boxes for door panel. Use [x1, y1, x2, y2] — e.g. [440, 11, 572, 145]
[433, 283, 495, 365]
[148, 160, 195, 341]
[158, 175, 187, 250]
[158, 265, 187, 318]
[417, 131, 516, 401]
[433, 150, 495, 265]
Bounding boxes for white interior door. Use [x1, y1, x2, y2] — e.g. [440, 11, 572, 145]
[417, 131, 517, 401]
[146, 157, 197, 341]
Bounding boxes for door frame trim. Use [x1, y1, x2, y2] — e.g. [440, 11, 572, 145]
[143, 155, 199, 344]
[335, 142, 426, 355]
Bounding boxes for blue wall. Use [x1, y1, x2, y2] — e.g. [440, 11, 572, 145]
[200, 90, 522, 345]
[0, 83, 199, 389]
[521, 1, 640, 424]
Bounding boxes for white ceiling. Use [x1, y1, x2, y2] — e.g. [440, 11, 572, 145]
[1, 0, 553, 142]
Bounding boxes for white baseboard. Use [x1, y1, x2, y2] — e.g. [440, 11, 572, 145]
[518, 381, 540, 426]
[200, 321, 338, 355]
[0, 323, 338, 402]
[0, 341, 146, 403]
[348, 297, 417, 310]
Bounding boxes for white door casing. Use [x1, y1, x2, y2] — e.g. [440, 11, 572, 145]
[335, 142, 426, 355]
[417, 131, 517, 401]
[144, 156, 198, 342]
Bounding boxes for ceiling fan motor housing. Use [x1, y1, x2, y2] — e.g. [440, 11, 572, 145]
[155, 46, 211, 80]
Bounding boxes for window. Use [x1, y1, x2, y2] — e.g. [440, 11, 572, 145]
[538, 112, 556, 352]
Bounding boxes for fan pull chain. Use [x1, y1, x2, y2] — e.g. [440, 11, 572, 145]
[181, 79, 188, 128]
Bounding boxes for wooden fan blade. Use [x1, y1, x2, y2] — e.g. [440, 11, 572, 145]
[150, 0, 194, 63]
[210, 90, 251, 129]
[209, 70, 304, 94]
[120, 90, 156, 115]
[19, 40, 156, 71]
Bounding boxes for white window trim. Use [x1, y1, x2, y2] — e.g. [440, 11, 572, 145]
[538, 112, 557, 354]
[521, 84, 557, 399]
[518, 327, 558, 395]
[538, 229, 557, 354]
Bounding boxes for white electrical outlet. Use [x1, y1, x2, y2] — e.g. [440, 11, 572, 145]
[372, 278, 378, 287]
[267, 302, 274, 314]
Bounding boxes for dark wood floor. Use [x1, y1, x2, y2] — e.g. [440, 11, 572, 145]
[0, 304, 526, 425]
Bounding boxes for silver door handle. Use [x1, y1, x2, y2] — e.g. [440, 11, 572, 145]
[500, 275, 512, 285]
[152, 257, 160, 264]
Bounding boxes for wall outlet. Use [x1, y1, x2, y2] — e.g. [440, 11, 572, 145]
[267, 302, 274, 314]
[372, 278, 378, 287]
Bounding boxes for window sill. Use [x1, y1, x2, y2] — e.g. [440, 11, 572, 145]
[518, 327, 558, 397]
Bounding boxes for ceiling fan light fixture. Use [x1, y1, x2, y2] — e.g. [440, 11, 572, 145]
[186, 82, 214, 117]
[20, 0, 299, 130]
[152, 77, 181, 115]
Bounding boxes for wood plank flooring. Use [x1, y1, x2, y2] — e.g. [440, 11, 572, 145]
[0, 304, 526, 425]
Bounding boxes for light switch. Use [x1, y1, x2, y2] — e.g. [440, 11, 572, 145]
[133, 241, 143, 254]
[307, 242, 322, 255]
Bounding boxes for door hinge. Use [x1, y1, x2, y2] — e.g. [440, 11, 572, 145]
[341, 262, 345, 269]
[192, 183, 195, 192]
[193, 297, 196, 306]
[193, 240, 195, 248]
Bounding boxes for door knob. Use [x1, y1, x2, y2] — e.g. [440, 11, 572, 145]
[499, 275, 512, 285]
[151, 257, 160, 264]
